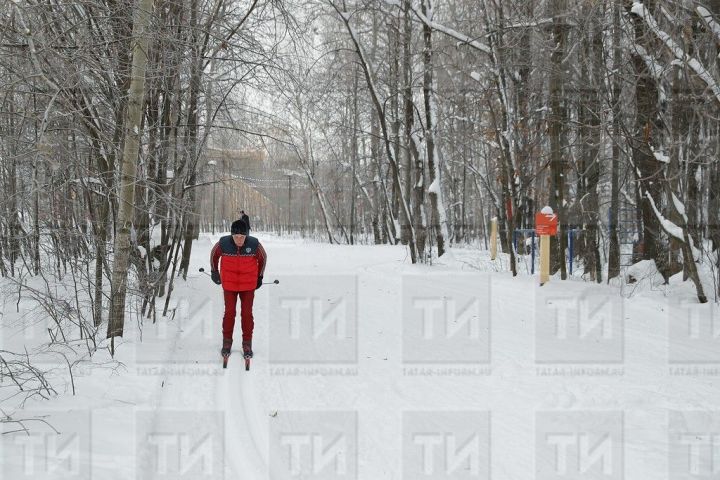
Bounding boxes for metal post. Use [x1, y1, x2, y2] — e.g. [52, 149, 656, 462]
[287, 175, 292, 233]
[568, 229, 574, 275]
[531, 230, 536, 275]
[207, 160, 217, 234]
[211, 166, 216, 234]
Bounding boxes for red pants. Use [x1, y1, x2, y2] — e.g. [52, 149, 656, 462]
[222, 290, 255, 341]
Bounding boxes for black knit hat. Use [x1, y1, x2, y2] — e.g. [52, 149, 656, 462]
[231, 219, 248, 235]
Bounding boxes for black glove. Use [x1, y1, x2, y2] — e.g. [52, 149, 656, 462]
[256, 276, 263, 290]
[211, 270, 221, 285]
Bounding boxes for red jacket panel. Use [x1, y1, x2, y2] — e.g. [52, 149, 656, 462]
[210, 235, 266, 292]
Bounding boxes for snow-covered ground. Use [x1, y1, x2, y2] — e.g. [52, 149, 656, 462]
[2, 232, 719, 479]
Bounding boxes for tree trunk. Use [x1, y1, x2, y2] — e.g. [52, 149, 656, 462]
[579, 4, 603, 283]
[402, 0, 425, 257]
[107, 0, 154, 342]
[179, 0, 202, 279]
[334, 0, 418, 262]
[608, 0, 623, 281]
[421, 0, 447, 258]
[626, 0, 669, 281]
[549, 0, 568, 280]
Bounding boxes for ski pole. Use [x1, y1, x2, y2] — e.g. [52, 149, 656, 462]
[200, 268, 278, 285]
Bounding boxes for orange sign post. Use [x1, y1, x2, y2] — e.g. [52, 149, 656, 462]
[536, 208, 557, 285]
[535, 211, 558, 236]
[490, 217, 498, 260]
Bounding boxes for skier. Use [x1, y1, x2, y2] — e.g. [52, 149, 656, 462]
[240, 210, 250, 231]
[210, 218, 266, 365]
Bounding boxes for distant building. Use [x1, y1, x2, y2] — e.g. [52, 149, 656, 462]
[205, 148, 265, 179]
[201, 148, 278, 231]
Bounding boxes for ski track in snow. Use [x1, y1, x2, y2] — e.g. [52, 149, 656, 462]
[136, 323, 222, 480]
[218, 361, 268, 477]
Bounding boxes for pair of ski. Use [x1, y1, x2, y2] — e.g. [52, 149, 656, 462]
[222, 351, 252, 371]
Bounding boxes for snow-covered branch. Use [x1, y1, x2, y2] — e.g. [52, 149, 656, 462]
[696, 6, 720, 45]
[629, 41, 666, 81]
[645, 191, 683, 241]
[402, 2, 491, 54]
[631, 2, 720, 105]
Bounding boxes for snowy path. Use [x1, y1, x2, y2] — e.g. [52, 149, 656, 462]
[3, 232, 720, 479]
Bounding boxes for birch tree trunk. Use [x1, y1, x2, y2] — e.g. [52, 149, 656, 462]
[179, 0, 201, 279]
[421, 0, 447, 258]
[402, 0, 424, 255]
[107, 0, 154, 343]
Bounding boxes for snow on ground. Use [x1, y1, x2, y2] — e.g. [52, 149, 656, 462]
[2, 231, 720, 479]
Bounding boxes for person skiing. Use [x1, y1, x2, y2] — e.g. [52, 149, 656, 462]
[240, 210, 250, 231]
[210, 219, 266, 361]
